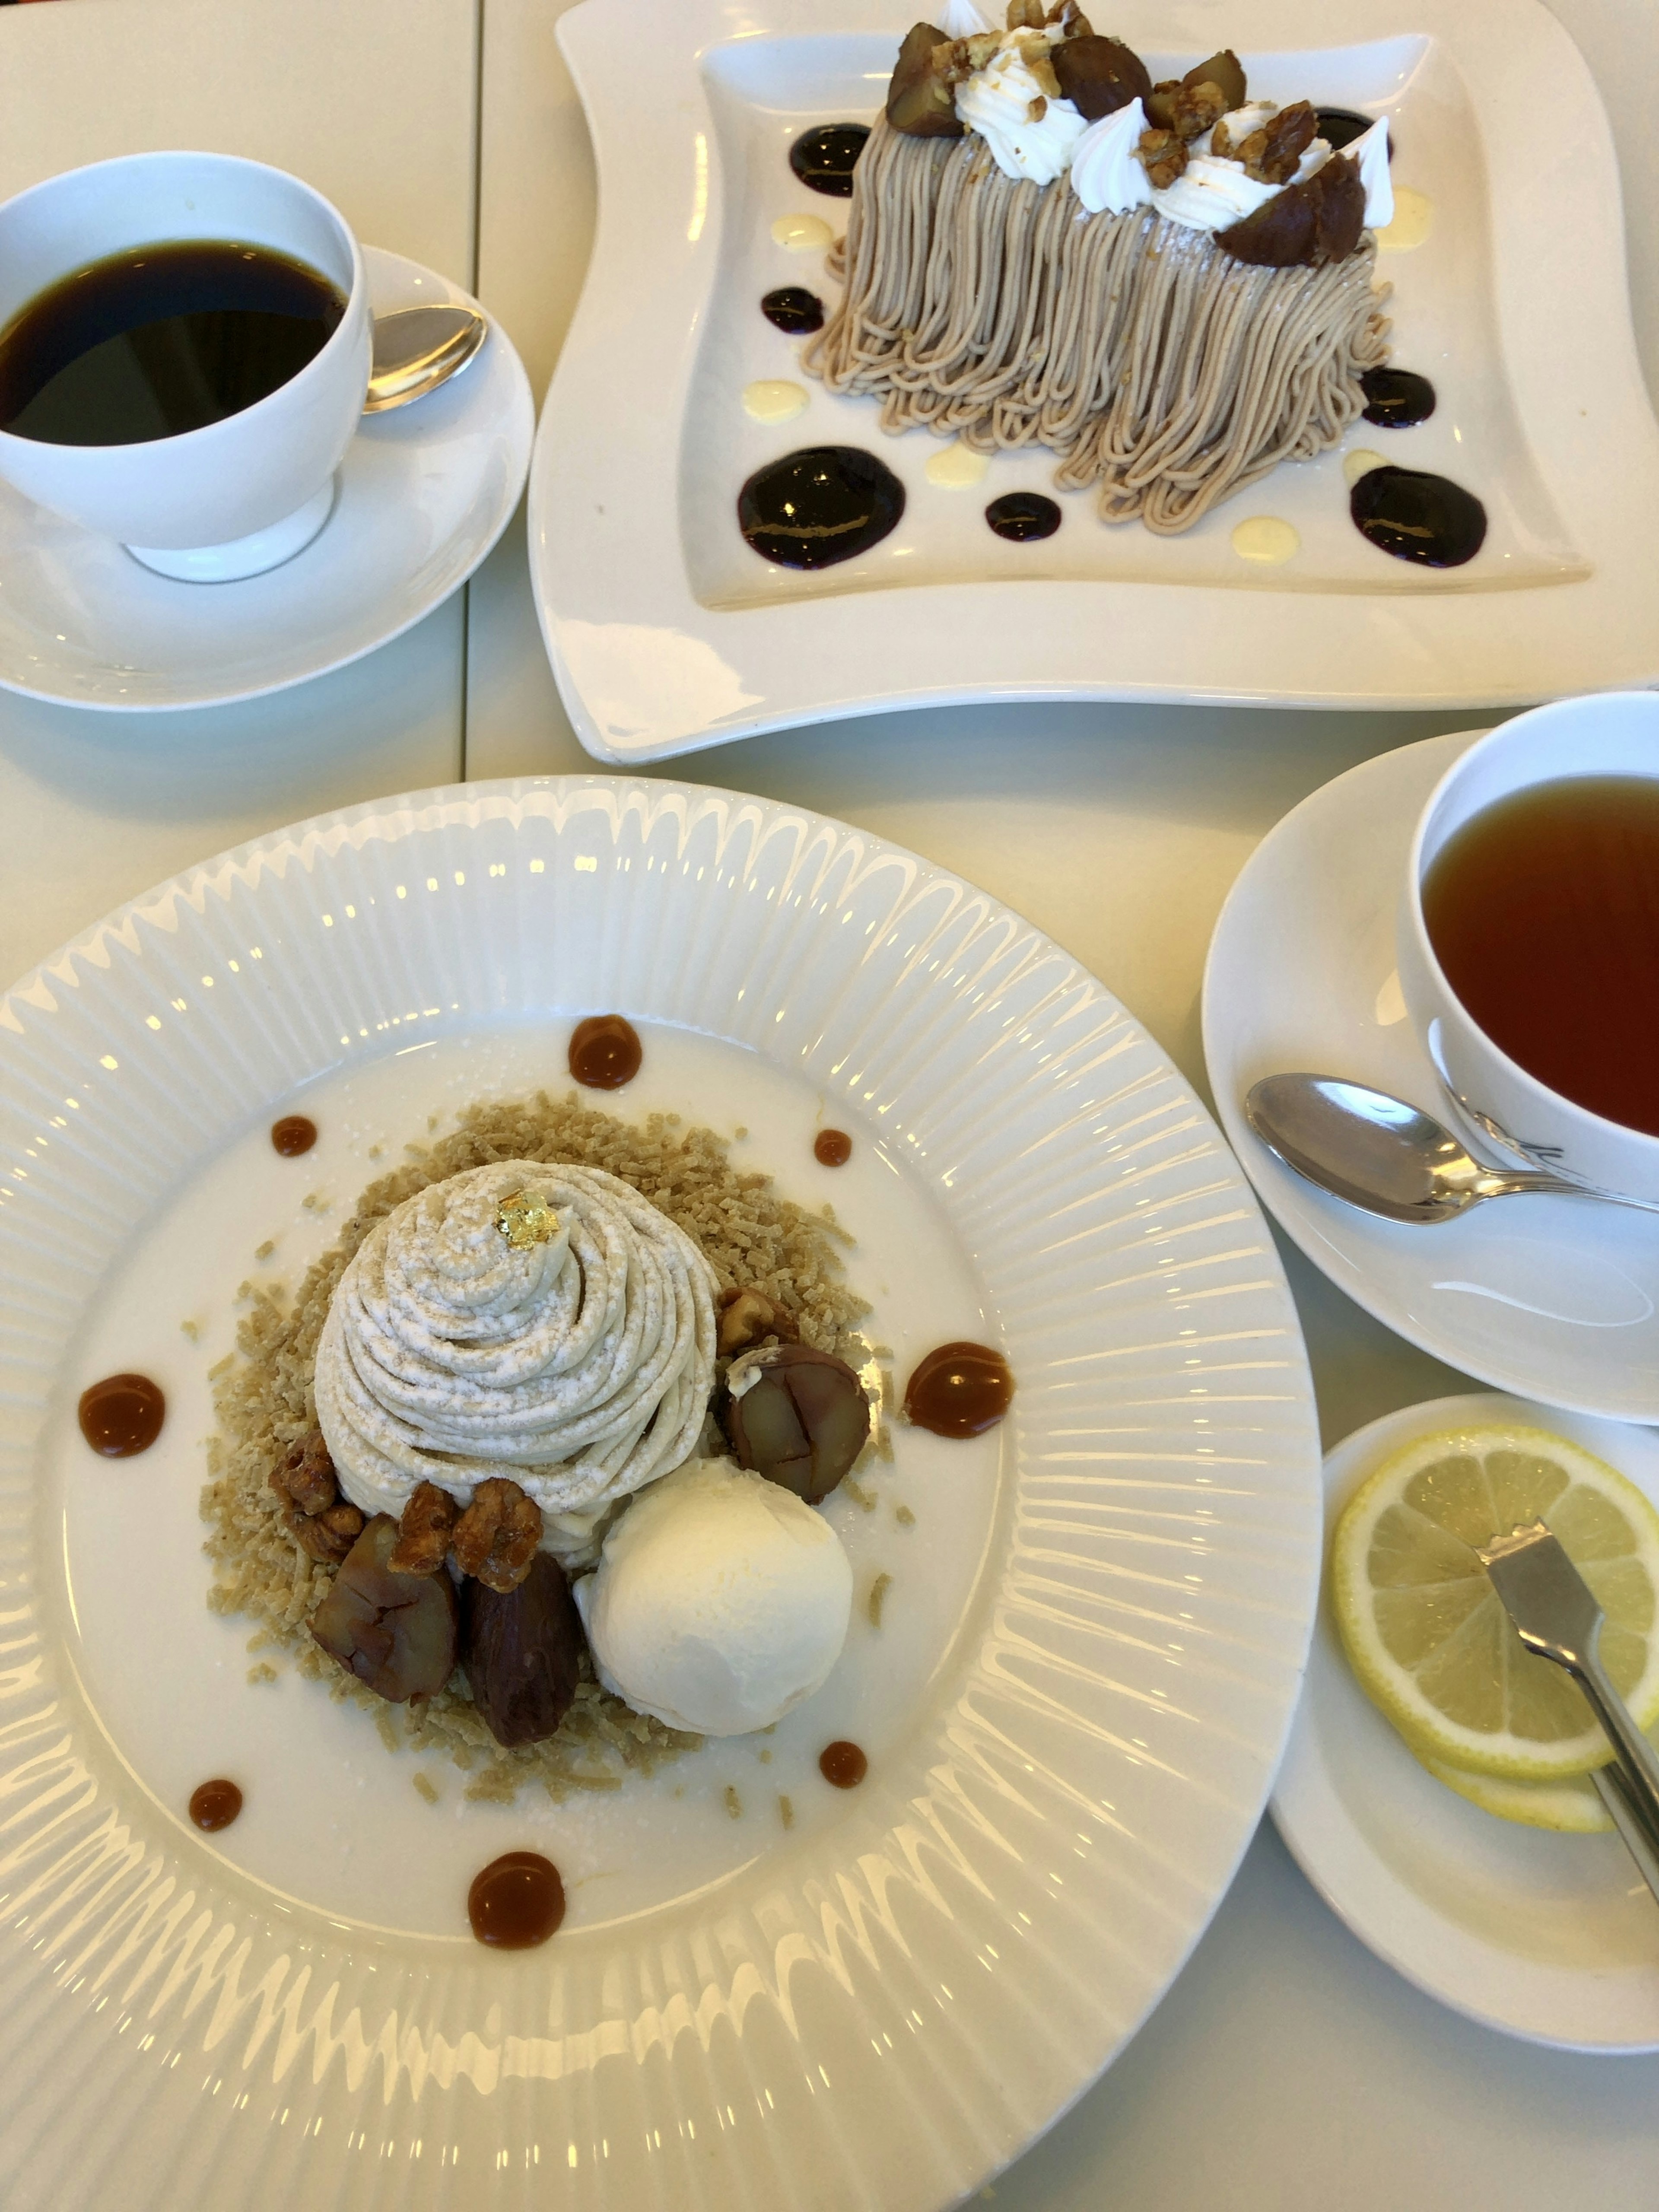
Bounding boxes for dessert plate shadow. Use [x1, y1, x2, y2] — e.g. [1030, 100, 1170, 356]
[1202, 727, 1659, 1424]
[1274, 1392, 1659, 2053]
[533, 0, 1659, 762]
[0, 776, 1320, 2212]
[0, 248, 533, 711]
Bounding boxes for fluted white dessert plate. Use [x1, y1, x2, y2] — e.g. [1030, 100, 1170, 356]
[0, 778, 1319, 2212]
[533, 0, 1659, 762]
[1274, 1392, 1659, 2053]
[1203, 727, 1659, 1425]
[0, 248, 532, 710]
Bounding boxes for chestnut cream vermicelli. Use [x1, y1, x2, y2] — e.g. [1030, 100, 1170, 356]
[803, 116, 1390, 534]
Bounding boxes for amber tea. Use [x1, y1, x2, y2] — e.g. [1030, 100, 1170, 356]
[1421, 775, 1659, 1137]
[0, 239, 344, 446]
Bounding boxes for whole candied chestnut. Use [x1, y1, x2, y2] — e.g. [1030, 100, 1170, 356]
[1051, 35, 1150, 121]
[1217, 152, 1364, 267]
[722, 1343, 871, 1505]
[310, 1514, 458, 1702]
[887, 21, 965, 137]
[461, 1552, 585, 1748]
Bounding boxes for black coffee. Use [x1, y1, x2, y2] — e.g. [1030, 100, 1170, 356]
[0, 240, 346, 446]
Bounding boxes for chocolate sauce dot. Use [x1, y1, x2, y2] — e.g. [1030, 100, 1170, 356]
[814, 1128, 852, 1166]
[189, 1779, 243, 1832]
[78, 1373, 165, 1457]
[819, 1740, 868, 1789]
[568, 1014, 643, 1090]
[903, 1342, 1014, 1438]
[985, 491, 1062, 542]
[1315, 108, 1379, 153]
[1351, 464, 1487, 569]
[468, 1851, 566, 1947]
[762, 285, 826, 335]
[1360, 366, 1436, 429]
[739, 446, 905, 570]
[270, 1114, 317, 1157]
[788, 123, 870, 197]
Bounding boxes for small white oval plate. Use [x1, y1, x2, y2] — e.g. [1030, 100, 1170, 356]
[1203, 727, 1659, 1425]
[1273, 1392, 1659, 2053]
[0, 777, 1321, 2212]
[0, 247, 532, 711]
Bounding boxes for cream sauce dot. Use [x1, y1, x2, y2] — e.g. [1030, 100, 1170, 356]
[742, 379, 807, 425]
[1230, 515, 1299, 565]
[924, 441, 989, 489]
[771, 213, 834, 253]
[1376, 188, 1432, 251]
[1343, 448, 1388, 487]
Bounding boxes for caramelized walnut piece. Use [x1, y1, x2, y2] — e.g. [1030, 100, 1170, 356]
[1137, 128, 1189, 189]
[1145, 49, 1245, 131]
[290, 1501, 366, 1564]
[717, 1286, 800, 1358]
[389, 1480, 461, 1576]
[452, 1477, 544, 1594]
[1168, 77, 1229, 139]
[1006, 0, 1044, 27]
[277, 1428, 338, 1516]
[1045, 0, 1093, 32]
[1239, 100, 1317, 184]
[936, 30, 1000, 85]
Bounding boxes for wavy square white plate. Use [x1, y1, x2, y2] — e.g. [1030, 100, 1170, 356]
[532, 0, 1659, 762]
[0, 778, 1319, 2211]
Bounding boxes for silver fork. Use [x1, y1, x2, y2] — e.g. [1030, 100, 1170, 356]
[1479, 1521, 1659, 1904]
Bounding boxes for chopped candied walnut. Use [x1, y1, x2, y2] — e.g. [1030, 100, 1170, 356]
[1025, 49, 1062, 99]
[1168, 77, 1228, 139]
[388, 1480, 461, 1575]
[1006, 0, 1045, 27]
[452, 1477, 544, 1594]
[1045, 0, 1092, 32]
[276, 1427, 337, 1516]
[1137, 128, 1189, 189]
[936, 29, 1001, 83]
[1027, 93, 1048, 121]
[718, 1286, 800, 1357]
[1239, 100, 1316, 184]
[289, 1500, 365, 1564]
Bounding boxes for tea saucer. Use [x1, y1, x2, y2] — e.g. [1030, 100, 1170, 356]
[0, 247, 532, 710]
[1202, 729, 1659, 1424]
[1272, 1392, 1659, 2053]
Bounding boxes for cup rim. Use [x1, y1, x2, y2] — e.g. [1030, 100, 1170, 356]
[1404, 690, 1659, 1157]
[0, 148, 366, 462]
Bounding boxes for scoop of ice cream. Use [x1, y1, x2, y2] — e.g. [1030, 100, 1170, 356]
[572, 1457, 853, 1735]
[315, 1161, 717, 1566]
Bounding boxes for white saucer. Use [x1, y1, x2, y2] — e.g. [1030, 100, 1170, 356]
[0, 247, 532, 710]
[1272, 1392, 1659, 2053]
[1202, 728, 1659, 1424]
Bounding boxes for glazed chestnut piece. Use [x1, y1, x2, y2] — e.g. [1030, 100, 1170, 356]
[1217, 151, 1364, 267]
[1145, 48, 1246, 133]
[1051, 35, 1150, 121]
[310, 1513, 458, 1702]
[461, 1552, 585, 1748]
[887, 22, 965, 137]
[723, 1344, 871, 1505]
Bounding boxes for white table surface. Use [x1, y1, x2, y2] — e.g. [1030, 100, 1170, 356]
[5, 0, 1659, 2204]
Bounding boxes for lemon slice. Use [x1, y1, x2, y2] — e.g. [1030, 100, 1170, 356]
[1412, 1749, 1611, 1834]
[1332, 1424, 1659, 1780]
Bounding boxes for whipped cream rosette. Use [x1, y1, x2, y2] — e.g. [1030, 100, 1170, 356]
[315, 1160, 717, 1566]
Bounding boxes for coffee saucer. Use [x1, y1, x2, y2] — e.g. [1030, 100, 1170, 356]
[1272, 1392, 1659, 2053]
[1203, 729, 1659, 1424]
[0, 248, 531, 710]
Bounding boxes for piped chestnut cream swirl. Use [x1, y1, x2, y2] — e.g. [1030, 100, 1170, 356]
[315, 1161, 717, 1564]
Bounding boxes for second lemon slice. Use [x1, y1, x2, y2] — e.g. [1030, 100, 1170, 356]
[1332, 1424, 1659, 1780]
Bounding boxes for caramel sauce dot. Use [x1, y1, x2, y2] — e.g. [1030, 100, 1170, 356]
[568, 1015, 643, 1090]
[814, 1128, 852, 1166]
[189, 1779, 243, 1831]
[903, 1342, 1014, 1439]
[468, 1851, 566, 1947]
[819, 1740, 868, 1789]
[78, 1372, 165, 1457]
[270, 1115, 317, 1156]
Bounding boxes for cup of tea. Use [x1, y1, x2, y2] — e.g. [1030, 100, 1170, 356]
[0, 150, 370, 581]
[1396, 690, 1659, 1203]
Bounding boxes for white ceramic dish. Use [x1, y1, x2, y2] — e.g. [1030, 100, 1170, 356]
[0, 776, 1321, 2212]
[1202, 726, 1659, 1426]
[0, 247, 532, 710]
[533, 0, 1659, 764]
[1273, 1392, 1659, 2053]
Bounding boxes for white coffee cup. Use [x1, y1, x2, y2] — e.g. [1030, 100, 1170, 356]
[1397, 690, 1659, 1204]
[0, 150, 369, 581]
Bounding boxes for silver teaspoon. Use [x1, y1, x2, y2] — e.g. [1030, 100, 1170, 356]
[1243, 1073, 1659, 1224]
[365, 304, 487, 413]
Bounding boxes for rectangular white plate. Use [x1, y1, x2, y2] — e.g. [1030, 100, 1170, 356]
[532, 0, 1659, 760]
